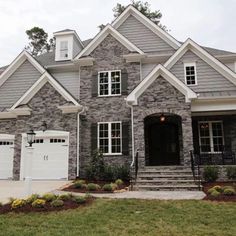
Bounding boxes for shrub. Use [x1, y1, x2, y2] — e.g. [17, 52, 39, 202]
[203, 166, 219, 182]
[26, 194, 40, 204]
[11, 199, 26, 209]
[115, 179, 124, 186]
[8, 197, 16, 204]
[57, 194, 71, 201]
[212, 185, 223, 193]
[103, 184, 113, 192]
[207, 187, 216, 194]
[223, 187, 235, 196]
[110, 183, 118, 191]
[222, 185, 234, 191]
[32, 199, 46, 208]
[50, 199, 64, 207]
[87, 183, 100, 191]
[226, 166, 236, 180]
[73, 180, 86, 189]
[210, 190, 220, 198]
[73, 196, 86, 204]
[42, 193, 57, 202]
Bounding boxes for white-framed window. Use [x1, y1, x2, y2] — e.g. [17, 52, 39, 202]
[198, 121, 224, 153]
[98, 122, 122, 155]
[60, 41, 68, 59]
[184, 62, 197, 85]
[98, 70, 121, 96]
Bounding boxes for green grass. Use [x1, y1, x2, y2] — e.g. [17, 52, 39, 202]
[0, 199, 235, 236]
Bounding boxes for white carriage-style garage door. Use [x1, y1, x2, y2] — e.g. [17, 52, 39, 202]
[0, 134, 14, 179]
[21, 131, 69, 180]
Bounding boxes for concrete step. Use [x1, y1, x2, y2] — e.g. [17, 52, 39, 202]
[137, 170, 193, 175]
[137, 175, 196, 180]
[134, 184, 201, 191]
[144, 166, 192, 170]
[135, 180, 196, 185]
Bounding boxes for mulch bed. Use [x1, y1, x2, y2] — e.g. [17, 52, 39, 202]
[62, 179, 130, 194]
[0, 198, 94, 214]
[202, 181, 236, 202]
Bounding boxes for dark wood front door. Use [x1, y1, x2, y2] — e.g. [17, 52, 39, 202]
[148, 123, 180, 165]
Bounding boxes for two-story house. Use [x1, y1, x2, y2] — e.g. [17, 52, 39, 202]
[0, 6, 236, 189]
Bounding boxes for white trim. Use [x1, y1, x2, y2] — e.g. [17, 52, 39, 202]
[98, 70, 121, 97]
[20, 130, 70, 180]
[74, 25, 144, 60]
[112, 5, 181, 50]
[58, 105, 83, 114]
[10, 72, 79, 109]
[198, 121, 224, 153]
[97, 121, 122, 155]
[234, 61, 236, 73]
[184, 62, 198, 86]
[0, 50, 45, 88]
[0, 108, 31, 119]
[126, 64, 197, 105]
[75, 57, 94, 66]
[0, 134, 15, 140]
[164, 39, 236, 87]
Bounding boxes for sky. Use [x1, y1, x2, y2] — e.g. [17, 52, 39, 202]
[0, 0, 235, 66]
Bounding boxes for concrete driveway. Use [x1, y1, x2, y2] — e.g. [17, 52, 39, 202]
[0, 180, 70, 204]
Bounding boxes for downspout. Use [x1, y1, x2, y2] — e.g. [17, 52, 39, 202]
[126, 100, 135, 167]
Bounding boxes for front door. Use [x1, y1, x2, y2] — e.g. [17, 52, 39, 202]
[147, 123, 180, 165]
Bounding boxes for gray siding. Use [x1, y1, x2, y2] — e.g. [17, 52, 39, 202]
[73, 36, 83, 57]
[51, 70, 79, 99]
[117, 15, 175, 53]
[224, 62, 235, 72]
[142, 63, 157, 79]
[170, 50, 236, 93]
[0, 60, 41, 108]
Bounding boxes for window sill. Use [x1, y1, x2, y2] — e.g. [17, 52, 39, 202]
[103, 153, 123, 156]
[98, 94, 122, 98]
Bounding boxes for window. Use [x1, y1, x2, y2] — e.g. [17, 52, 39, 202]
[98, 71, 121, 96]
[0, 141, 13, 145]
[33, 139, 44, 144]
[98, 122, 122, 155]
[198, 121, 224, 153]
[50, 138, 66, 143]
[184, 63, 197, 85]
[60, 41, 68, 59]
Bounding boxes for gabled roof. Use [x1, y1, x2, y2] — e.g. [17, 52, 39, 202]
[112, 5, 181, 50]
[164, 38, 236, 86]
[0, 50, 45, 88]
[74, 24, 144, 59]
[126, 64, 197, 105]
[10, 72, 79, 109]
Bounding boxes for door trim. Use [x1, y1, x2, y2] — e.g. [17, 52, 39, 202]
[20, 130, 69, 180]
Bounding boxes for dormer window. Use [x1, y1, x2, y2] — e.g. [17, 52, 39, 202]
[60, 41, 68, 59]
[184, 62, 197, 85]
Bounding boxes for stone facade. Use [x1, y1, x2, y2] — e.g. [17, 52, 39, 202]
[133, 76, 193, 167]
[0, 82, 78, 180]
[79, 35, 140, 176]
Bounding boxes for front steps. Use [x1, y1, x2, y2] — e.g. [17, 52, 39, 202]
[133, 166, 201, 191]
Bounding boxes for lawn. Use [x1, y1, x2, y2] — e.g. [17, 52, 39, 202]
[0, 199, 235, 236]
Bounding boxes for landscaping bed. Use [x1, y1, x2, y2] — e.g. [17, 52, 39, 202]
[0, 193, 94, 214]
[62, 179, 130, 193]
[203, 182, 236, 202]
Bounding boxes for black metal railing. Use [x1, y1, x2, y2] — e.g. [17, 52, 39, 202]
[190, 150, 202, 190]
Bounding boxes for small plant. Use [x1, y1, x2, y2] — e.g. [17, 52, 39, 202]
[8, 197, 16, 204]
[103, 184, 113, 192]
[203, 166, 219, 182]
[42, 193, 57, 202]
[26, 194, 40, 204]
[50, 199, 64, 207]
[57, 194, 71, 201]
[87, 183, 100, 191]
[110, 183, 118, 191]
[115, 179, 123, 186]
[210, 190, 220, 198]
[32, 199, 46, 208]
[226, 166, 236, 180]
[73, 196, 86, 204]
[223, 187, 235, 196]
[212, 185, 223, 193]
[74, 180, 86, 189]
[11, 199, 26, 209]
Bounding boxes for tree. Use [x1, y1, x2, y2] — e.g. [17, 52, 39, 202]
[25, 27, 55, 56]
[98, 0, 167, 31]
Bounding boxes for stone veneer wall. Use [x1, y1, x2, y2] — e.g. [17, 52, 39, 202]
[0, 83, 78, 180]
[79, 35, 140, 176]
[133, 76, 193, 167]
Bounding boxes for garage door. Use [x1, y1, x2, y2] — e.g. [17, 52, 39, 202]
[21, 132, 69, 180]
[0, 135, 14, 179]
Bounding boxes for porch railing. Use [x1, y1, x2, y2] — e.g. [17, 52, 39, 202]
[190, 150, 202, 190]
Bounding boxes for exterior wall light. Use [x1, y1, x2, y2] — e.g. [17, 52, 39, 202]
[27, 129, 36, 147]
[160, 114, 165, 122]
